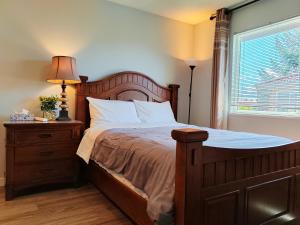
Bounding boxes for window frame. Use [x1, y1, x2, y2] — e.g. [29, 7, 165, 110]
[229, 15, 300, 118]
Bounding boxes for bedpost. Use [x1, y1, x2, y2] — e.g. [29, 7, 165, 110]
[171, 128, 209, 225]
[79, 75, 88, 83]
[76, 75, 89, 128]
[169, 84, 180, 120]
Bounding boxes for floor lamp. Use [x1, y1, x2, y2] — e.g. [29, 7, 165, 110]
[185, 59, 199, 124]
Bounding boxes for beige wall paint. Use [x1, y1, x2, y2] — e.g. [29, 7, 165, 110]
[192, 0, 300, 140]
[0, 0, 194, 184]
[191, 20, 215, 127]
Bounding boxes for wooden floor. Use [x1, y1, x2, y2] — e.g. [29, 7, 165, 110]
[0, 185, 133, 225]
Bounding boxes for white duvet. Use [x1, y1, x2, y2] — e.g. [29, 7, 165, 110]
[77, 122, 292, 163]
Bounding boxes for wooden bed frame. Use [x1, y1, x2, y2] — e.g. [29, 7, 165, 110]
[76, 71, 300, 225]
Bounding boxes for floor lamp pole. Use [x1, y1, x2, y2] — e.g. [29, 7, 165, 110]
[188, 65, 195, 124]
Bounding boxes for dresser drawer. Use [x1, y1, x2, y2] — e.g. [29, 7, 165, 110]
[15, 144, 75, 164]
[4, 120, 82, 200]
[15, 129, 73, 145]
[14, 160, 75, 185]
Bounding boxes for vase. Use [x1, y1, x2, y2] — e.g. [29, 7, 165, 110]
[42, 110, 57, 121]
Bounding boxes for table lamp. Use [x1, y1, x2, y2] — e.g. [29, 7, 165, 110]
[47, 56, 81, 121]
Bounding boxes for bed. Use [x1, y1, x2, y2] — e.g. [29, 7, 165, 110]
[75, 71, 300, 225]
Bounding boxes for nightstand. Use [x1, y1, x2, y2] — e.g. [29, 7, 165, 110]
[3, 120, 82, 200]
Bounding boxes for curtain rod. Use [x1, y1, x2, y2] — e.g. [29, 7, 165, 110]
[210, 0, 262, 20]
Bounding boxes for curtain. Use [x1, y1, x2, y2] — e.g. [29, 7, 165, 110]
[210, 8, 232, 129]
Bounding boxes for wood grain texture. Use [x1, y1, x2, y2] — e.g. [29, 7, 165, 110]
[3, 121, 83, 200]
[0, 185, 133, 225]
[172, 130, 300, 225]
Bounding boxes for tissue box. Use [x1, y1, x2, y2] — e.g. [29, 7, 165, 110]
[10, 113, 35, 121]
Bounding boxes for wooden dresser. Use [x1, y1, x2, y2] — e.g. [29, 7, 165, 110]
[3, 121, 82, 200]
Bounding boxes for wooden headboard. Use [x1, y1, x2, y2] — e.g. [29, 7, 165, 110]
[75, 71, 180, 128]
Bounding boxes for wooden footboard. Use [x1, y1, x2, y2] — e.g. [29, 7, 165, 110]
[172, 129, 300, 225]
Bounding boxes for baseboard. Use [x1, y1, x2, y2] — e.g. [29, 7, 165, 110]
[0, 177, 5, 187]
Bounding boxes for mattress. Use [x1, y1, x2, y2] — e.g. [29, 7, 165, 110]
[77, 121, 292, 164]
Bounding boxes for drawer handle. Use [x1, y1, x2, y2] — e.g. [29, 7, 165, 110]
[39, 151, 54, 156]
[38, 133, 52, 138]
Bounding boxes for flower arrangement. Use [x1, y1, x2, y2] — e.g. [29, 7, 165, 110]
[39, 95, 59, 120]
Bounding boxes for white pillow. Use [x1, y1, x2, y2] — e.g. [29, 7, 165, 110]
[87, 97, 141, 127]
[133, 100, 176, 123]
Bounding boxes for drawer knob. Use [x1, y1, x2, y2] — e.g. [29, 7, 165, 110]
[38, 134, 52, 138]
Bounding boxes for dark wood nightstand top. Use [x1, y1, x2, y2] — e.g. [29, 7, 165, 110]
[3, 120, 83, 128]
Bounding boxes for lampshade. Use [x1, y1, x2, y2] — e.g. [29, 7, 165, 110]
[185, 58, 200, 67]
[47, 56, 81, 84]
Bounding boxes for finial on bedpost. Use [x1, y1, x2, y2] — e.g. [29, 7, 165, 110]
[76, 75, 89, 129]
[79, 75, 88, 83]
[172, 128, 208, 143]
[169, 84, 180, 120]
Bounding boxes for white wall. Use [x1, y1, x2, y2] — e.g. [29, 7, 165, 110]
[228, 0, 300, 140]
[0, 0, 194, 185]
[192, 0, 300, 140]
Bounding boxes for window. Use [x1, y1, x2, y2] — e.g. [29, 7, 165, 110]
[230, 16, 300, 116]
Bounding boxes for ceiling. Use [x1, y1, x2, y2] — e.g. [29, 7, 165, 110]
[107, 0, 247, 24]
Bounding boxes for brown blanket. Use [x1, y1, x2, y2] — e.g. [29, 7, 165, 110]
[90, 126, 179, 221]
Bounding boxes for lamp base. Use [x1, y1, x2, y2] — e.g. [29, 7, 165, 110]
[56, 110, 71, 121]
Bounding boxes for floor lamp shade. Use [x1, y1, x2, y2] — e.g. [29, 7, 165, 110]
[47, 56, 81, 121]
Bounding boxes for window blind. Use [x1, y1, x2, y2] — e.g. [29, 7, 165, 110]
[231, 16, 300, 116]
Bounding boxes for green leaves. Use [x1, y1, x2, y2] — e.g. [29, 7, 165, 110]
[39, 95, 59, 111]
[259, 30, 300, 81]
